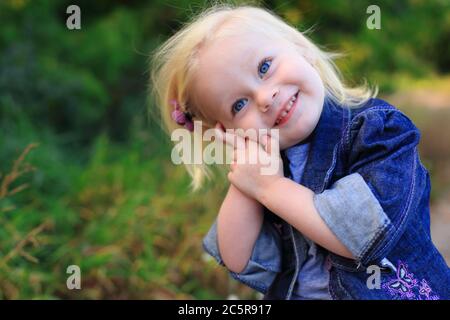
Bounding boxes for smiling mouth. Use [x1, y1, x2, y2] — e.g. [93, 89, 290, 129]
[274, 90, 299, 126]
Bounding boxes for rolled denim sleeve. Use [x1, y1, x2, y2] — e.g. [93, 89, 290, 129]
[313, 173, 391, 261]
[202, 212, 282, 294]
[313, 108, 425, 266]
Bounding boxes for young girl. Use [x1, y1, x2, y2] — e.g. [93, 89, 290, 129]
[149, 4, 450, 299]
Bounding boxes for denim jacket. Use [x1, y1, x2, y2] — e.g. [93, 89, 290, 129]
[203, 97, 450, 300]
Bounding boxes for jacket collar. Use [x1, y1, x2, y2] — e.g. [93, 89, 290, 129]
[282, 96, 350, 193]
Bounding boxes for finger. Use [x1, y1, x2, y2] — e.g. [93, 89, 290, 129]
[233, 148, 245, 164]
[229, 128, 248, 150]
[213, 123, 236, 148]
[263, 130, 280, 154]
[260, 134, 271, 154]
[227, 171, 233, 183]
[233, 132, 247, 150]
[234, 131, 252, 156]
[214, 123, 225, 144]
[214, 129, 236, 149]
[244, 136, 250, 161]
[215, 122, 224, 131]
[217, 128, 246, 150]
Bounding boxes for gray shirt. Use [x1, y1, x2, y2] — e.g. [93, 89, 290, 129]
[283, 142, 332, 300]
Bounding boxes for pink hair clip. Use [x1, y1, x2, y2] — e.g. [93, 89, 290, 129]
[170, 99, 194, 132]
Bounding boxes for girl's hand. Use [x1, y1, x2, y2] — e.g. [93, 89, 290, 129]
[214, 123, 284, 201]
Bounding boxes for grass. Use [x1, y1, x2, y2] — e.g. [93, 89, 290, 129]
[0, 137, 259, 299]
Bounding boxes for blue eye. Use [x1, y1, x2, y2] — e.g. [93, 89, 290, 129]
[231, 59, 272, 115]
[232, 98, 248, 114]
[258, 59, 271, 77]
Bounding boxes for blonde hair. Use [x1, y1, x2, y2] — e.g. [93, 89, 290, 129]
[149, 2, 377, 192]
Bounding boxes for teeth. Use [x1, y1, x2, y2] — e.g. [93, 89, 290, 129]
[275, 91, 299, 125]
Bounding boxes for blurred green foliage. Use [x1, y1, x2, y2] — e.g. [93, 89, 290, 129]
[0, 0, 449, 299]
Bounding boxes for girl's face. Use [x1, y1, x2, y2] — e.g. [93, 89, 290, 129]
[192, 30, 325, 150]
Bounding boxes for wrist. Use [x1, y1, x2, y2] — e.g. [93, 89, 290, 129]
[257, 175, 285, 207]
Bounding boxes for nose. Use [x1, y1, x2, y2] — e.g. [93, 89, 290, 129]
[256, 86, 279, 113]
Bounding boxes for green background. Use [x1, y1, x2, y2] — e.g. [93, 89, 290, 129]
[1, 0, 449, 299]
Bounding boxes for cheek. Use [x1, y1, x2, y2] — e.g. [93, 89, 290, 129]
[223, 119, 248, 131]
[312, 71, 325, 96]
[288, 57, 323, 95]
[238, 110, 261, 128]
[306, 62, 325, 92]
[278, 59, 304, 83]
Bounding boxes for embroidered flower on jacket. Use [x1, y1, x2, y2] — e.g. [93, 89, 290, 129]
[382, 260, 440, 300]
[417, 279, 440, 300]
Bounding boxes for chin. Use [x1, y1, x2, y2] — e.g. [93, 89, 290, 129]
[279, 136, 300, 150]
